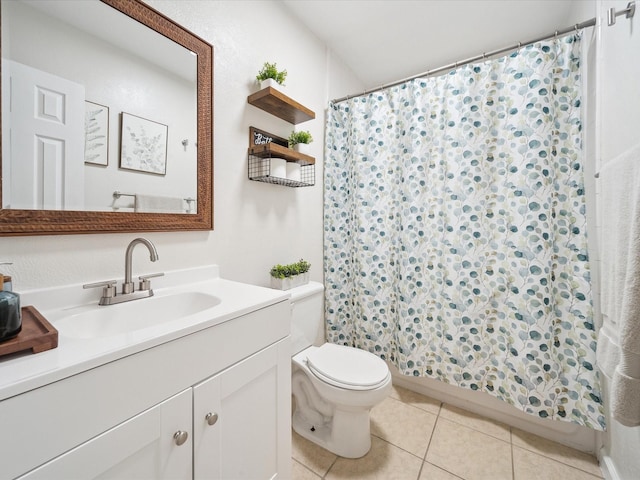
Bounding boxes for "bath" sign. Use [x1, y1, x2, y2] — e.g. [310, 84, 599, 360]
[249, 127, 287, 148]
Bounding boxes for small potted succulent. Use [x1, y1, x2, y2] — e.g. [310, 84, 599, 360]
[256, 61, 287, 90]
[270, 259, 311, 290]
[288, 130, 313, 155]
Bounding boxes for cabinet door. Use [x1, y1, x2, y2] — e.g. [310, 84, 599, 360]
[18, 389, 192, 480]
[193, 338, 291, 480]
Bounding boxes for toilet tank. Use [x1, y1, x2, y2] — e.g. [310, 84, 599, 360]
[290, 281, 325, 355]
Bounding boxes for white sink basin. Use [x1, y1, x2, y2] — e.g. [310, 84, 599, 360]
[55, 291, 221, 339]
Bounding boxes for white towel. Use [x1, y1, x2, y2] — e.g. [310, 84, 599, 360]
[135, 194, 185, 213]
[596, 143, 640, 427]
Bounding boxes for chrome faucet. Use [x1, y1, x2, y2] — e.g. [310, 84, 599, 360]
[83, 237, 164, 305]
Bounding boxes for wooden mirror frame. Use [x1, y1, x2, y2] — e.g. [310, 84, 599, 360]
[0, 0, 213, 236]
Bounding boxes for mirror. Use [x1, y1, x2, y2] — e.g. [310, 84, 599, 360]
[0, 0, 213, 235]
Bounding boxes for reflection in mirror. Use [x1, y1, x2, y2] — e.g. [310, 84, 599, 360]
[2, 0, 197, 213]
[0, 0, 213, 235]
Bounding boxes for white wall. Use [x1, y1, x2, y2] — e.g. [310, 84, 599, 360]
[0, 0, 363, 291]
[597, 1, 640, 478]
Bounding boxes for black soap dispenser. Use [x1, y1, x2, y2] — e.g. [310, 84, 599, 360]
[0, 265, 21, 342]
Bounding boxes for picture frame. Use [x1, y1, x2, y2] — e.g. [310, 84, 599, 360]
[84, 101, 109, 166]
[119, 112, 168, 175]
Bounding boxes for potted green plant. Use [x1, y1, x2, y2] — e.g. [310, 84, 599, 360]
[270, 259, 311, 290]
[288, 130, 313, 155]
[256, 61, 287, 90]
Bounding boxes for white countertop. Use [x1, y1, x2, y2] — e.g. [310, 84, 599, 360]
[0, 265, 289, 401]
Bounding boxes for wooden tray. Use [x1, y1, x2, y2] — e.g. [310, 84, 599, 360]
[0, 306, 58, 357]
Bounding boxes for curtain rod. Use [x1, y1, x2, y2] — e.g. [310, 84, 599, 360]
[332, 9, 615, 105]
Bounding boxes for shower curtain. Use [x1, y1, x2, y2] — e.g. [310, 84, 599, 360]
[324, 34, 605, 429]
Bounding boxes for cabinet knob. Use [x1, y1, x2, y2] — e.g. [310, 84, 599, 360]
[205, 412, 219, 426]
[173, 430, 189, 446]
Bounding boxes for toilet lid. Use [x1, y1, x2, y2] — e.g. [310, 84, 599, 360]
[306, 343, 389, 390]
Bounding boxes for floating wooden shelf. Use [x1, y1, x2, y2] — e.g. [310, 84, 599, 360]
[247, 87, 315, 124]
[248, 143, 315, 166]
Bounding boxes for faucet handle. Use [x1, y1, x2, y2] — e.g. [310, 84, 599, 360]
[83, 280, 117, 300]
[138, 272, 164, 291]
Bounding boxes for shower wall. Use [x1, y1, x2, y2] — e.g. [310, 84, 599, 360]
[597, 0, 640, 478]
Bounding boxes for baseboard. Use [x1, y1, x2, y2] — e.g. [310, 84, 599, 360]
[598, 449, 620, 480]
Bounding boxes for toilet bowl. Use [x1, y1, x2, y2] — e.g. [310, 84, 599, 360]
[287, 281, 392, 458]
[291, 343, 392, 458]
[292, 343, 391, 458]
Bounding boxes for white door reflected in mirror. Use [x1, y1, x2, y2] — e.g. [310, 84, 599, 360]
[3, 60, 85, 210]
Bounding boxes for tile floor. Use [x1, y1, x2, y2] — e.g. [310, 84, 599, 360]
[292, 385, 603, 480]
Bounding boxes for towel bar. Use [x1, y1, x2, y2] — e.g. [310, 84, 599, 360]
[113, 191, 195, 204]
[113, 191, 136, 200]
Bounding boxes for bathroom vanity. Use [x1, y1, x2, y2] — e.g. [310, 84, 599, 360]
[0, 266, 291, 479]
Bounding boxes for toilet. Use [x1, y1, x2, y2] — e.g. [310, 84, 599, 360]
[289, 281, 392, 458]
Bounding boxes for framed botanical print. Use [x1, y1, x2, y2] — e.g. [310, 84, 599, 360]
[119, 112, 168, 175]
[84, 101, 109, 166]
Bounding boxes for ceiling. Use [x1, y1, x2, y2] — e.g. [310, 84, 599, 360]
[282, 0, 586, 91]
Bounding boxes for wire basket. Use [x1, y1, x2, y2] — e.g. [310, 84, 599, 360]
[248, 153, 315, 187]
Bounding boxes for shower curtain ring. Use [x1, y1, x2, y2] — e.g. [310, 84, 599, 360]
[555, 30, 559, 38]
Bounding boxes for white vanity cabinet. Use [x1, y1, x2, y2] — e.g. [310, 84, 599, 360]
[193, 339, 291, 480]
[18, 389, 194, 480]
[1, 299, 292, 480]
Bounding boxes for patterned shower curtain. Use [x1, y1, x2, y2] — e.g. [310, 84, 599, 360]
[324, 34, 604, 429]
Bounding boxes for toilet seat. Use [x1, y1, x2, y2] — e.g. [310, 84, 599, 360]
[305, 343, 390, 391]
